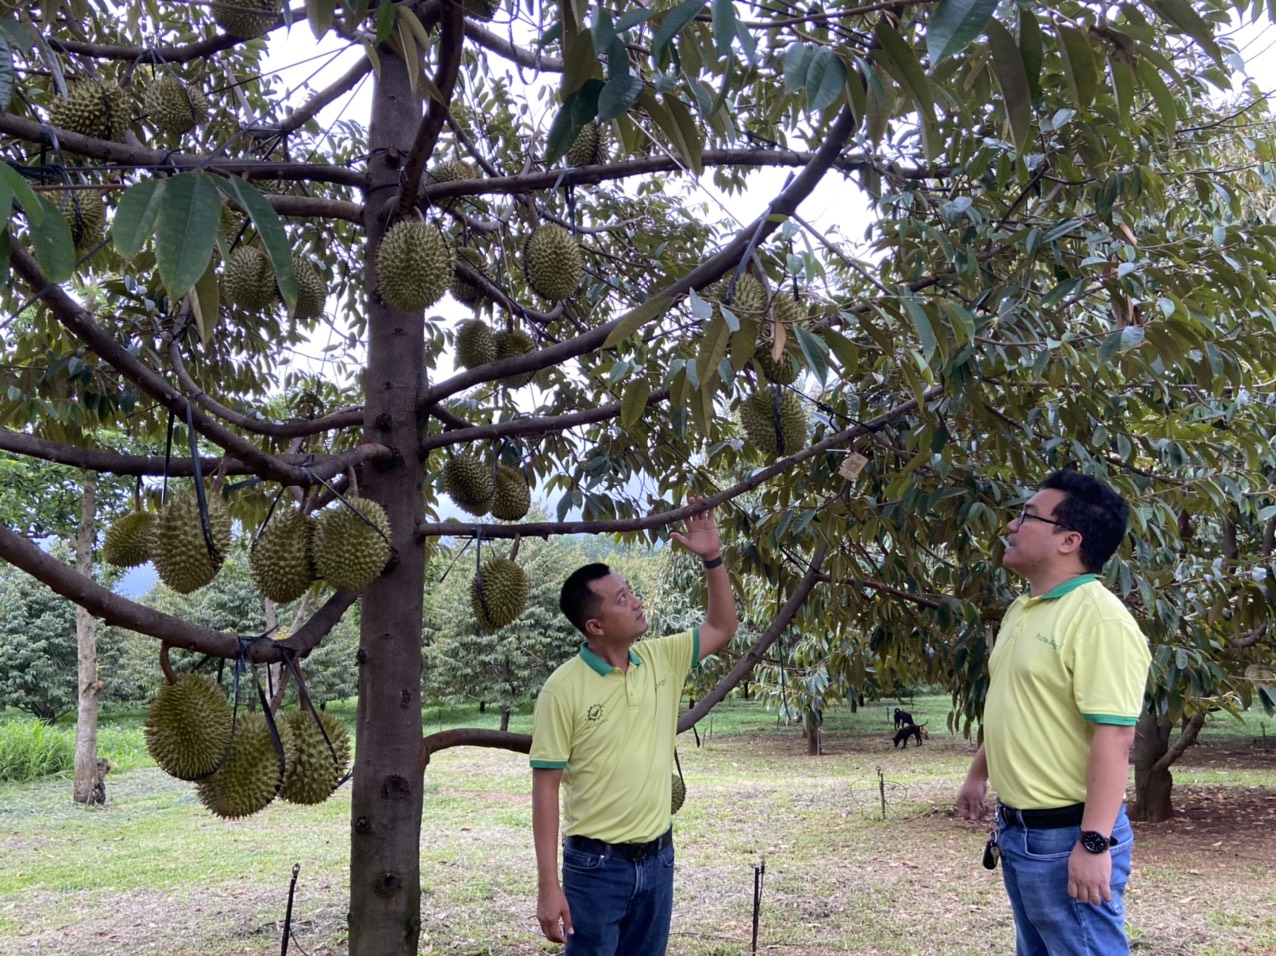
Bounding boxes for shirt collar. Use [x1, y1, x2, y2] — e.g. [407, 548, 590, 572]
[1030, 573, 1099, 601]
[578, 642, 642, 675]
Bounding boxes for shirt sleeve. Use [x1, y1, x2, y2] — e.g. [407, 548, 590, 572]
[529, 685, 570, 769]
[1067, 613, 1151, 726]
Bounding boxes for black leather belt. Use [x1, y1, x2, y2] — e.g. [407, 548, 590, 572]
[565, 827, 673, 861]
[997, 801, 1085, 829]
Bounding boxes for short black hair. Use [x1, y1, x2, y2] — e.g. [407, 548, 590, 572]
[559, 563, 612, 635]
[1040, 470, 1129, 573]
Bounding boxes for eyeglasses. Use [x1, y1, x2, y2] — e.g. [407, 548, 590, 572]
[1016, 507, 1070, 531]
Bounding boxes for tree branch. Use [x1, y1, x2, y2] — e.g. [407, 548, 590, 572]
[281, 53, 374, 134]
[399, 0, 466, 215]
[1152, 712, 1206, 774]
[464, 21, 564, 71]
[420, 727, 531, 768]
[678, 541, 829, 731]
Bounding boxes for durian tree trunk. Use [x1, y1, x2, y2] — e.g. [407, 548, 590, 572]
[72, 474, 102, 805]
[347, 50, 429, 956]
[1130, 711, 1176, 823]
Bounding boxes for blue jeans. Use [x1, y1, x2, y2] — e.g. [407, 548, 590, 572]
[998, 806, 1134, 956]
[561, 837, 676, 956]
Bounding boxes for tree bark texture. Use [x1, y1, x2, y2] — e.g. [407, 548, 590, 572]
[347, 50, 427, 956]
[1130, 711, 1174, 822]
[72, 474, 101, 805]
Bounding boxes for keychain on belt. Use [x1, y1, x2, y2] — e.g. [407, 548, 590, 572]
[982, 826, 1000, 870]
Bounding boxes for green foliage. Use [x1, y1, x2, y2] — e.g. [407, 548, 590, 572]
[0, 551, 79, 721]
[0, 716, 73, 781]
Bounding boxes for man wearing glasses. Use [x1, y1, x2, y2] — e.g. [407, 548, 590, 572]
[956, 470, 1151, 956]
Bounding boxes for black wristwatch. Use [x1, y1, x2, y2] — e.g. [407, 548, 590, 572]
[1078, 830, 1112, 854]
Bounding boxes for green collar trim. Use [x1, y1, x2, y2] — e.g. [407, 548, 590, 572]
[1035, 574, 1099, 601]
[579, 642, 642, 675]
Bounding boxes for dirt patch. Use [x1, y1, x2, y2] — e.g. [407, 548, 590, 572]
[1135, 786, 1276, 868]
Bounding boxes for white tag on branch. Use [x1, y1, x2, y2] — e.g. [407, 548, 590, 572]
[838, 452, 869, 481]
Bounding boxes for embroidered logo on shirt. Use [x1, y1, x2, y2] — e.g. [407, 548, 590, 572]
[586, 704, 605, 722]
[655, 678, 667, 689]
[1034, 633, 1061, 652]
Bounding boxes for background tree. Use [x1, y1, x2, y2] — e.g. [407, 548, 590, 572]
[4, 1, 1276, 951]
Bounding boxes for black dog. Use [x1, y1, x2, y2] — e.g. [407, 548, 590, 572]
[893, 722, 928, 748]
[893, 708, 914, 730]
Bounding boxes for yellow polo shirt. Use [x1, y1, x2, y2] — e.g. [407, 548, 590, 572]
[985, 575, 1150, 810]
[530, 629, 697, 843]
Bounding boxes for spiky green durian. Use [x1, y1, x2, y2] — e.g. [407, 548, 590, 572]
[211, 0, 282, 39]
[427, 159, 475, 209]
[278, 710, 350, 805]
[102, 511, 155, 568]
[450, 248, 491, 308]
[312, 497, 392, 592]
[48, 81, 131, 141]
[218, 203, 244, 242]
[442, 452, 494, 516]
[196, 711, 295, 819]
[151, 490, 233, 594]
[671, 773, 686, 814]
[566, 121, 606, 167]
[493, 327, 535, 388]
[709, 272, 768, 322]
[470, 556, 530, 631]
[222, 245, 278, 312]
[144, 75, 210, 136]
[455, 318, 496, 370]
[738, 388, 808, 458]
[289, 254, 327, 321]
[376, 219, 454, 312]
[250, 508, 316, 605]
[55, 190, 107, 253]
[522, 224, 582, 302]
[754, 349, 802, 385]
[144, 674, 233, 780]
[491, 464, 531, 521]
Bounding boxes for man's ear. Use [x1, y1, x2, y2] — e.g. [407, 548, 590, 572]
[1057, 530, 1084, 557]
[584, 617, 604, 638]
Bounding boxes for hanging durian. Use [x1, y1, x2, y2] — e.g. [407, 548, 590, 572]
[278, 709, 350, 805]
[55, 190, 107, 253]
[566, 121, 607, 167]
[376, 219, 454, 312]
[102, 511, 155, 568]
[450, 248, 492, 308]
[491, 464, 531, 521]
[671, 773, 686, 813]
[493, 327, 535, 388]
[211, 0, 282, 39]
[144, 674, 233, 780]
[312, 497, 392, 592]
[738, 388, 808, 458]
[455, 318, 496, 370]
[222, 246, 278, 312]
[196, 711, 296, 819]
[250, 507, 317, 605]
[48, 81, 131, 141]
[522, 224, 582, 301]
[471, 556, 530, 630]
[144, 75, 210, 136]
[151, 490, 233, 594]
[288, 254, 327, 321]
[442, 452, 494, 516]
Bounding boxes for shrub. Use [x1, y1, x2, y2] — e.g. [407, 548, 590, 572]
[0, 717, 74, 782]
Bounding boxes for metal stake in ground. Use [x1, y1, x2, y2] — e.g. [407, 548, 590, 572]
[751, 855, 766, 954]
[281, 862, 300, 956]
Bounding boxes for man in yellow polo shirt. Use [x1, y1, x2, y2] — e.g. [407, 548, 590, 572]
[957, 470, 1151, 956]
[530, 500, 737, 955]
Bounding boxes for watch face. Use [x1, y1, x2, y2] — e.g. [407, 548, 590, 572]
[1080, 830, 1110, 853]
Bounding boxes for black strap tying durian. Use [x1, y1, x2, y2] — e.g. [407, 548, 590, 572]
[771, 383, 786, 457]
[473, 533, 495, 625]
[161, 395, 221, 566]
[276, 644, 353, 789]
[302, 467, 392, 547]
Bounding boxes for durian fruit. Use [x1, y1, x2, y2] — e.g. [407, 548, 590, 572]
[289, 253, 327, 321]
[709, 272, 768, 323]
[566, 121, 607, 167]
[218, 203, 244, 242]
[211, 0, 282, 39]
[462, 0, 499, 20]
[102, 511, 155, 568]
[278, 710, 351, 805]
[56, 190, 107, 253]
[755, 349, 802, 385]
[671, 773, 686, 814]
[250, 507, 316, 604]
[48, 81, 131, 141]
[450, 248, 491, 307]
[455, 317, 496, 370]
[312, 496, 392, 592]
[152, 490, 233, 594]
[144, 75, 210, 136]
[144, 674, 233, 780]
[442, 452, 494, 516]
[522, 224, 583, 302]
[196, 711, 296, 819]
[491, 464, 531, 521]
[738, 387, 809, 458]
[470, 556, 530, 631]
[427, 159, 475, 209]
[376, 219, 454, 312]
[222, 245, 279, 311]
[493, 327, 535, 387]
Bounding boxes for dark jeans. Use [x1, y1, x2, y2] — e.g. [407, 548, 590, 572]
[998, 805, 1134, 956]
[561, 836, 676, 956]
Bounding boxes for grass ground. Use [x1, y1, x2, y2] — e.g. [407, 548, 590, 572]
[1, 695, 1274, 955]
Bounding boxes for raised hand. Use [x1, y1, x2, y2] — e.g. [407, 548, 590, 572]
[669, 497, 723, 560]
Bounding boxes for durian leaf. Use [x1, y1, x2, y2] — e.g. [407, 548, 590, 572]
[615, 7, 659, 31]
[546, 80, 603, 163]
[712, 0, 736, 57]
[794, 327, 829, 385]
[0, 160, 43, 227]
[734, 14, 758, 65]
[592, 5, 616, 53]
[694, 315, 731, 390]
[784, 42, 814, 94]
[805, 47, 847, 112]
[1144, 0, 1223, 68]
[652, 0, 706, 63]
[28, 194, 74, 281]
[621, 379, 650, 429]
[305, 0, 336, 39]
[985, 18, 1032, 154]
[562, 22, 599, 96]
[0, 178, 11, 236]
[603, 294, 673, 349]
[373, 0, 396, 42]
[1056, 24, 1098, 109]
[663, 94, 704, 176]
[1136, 57, 1177, 132]
[0, 37, 13, 113]
[112, 179, 166, 260]
[926, 0, 999, 65]
[215, 175, 298, 308]
[393, 7, 422, 93]
[872, 23, 938, 157]
[155, 173, 220, 301]
[1018, 7, 1043, 103]
[598, 73, 644, 122]
[188, 256, 220, 344]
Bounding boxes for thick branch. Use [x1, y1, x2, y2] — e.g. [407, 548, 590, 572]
[464, 21, 564, 71]
[0, 523, 355, 660]
[399, 0, 466, 213]
[420, 728, 531, 769]
[281, 53, 374, 134]
[1152, 712, 1206, 774]
[678, 542, 830, 731]
[419, 104, 862, 408]
[816, 574, 945, 609]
